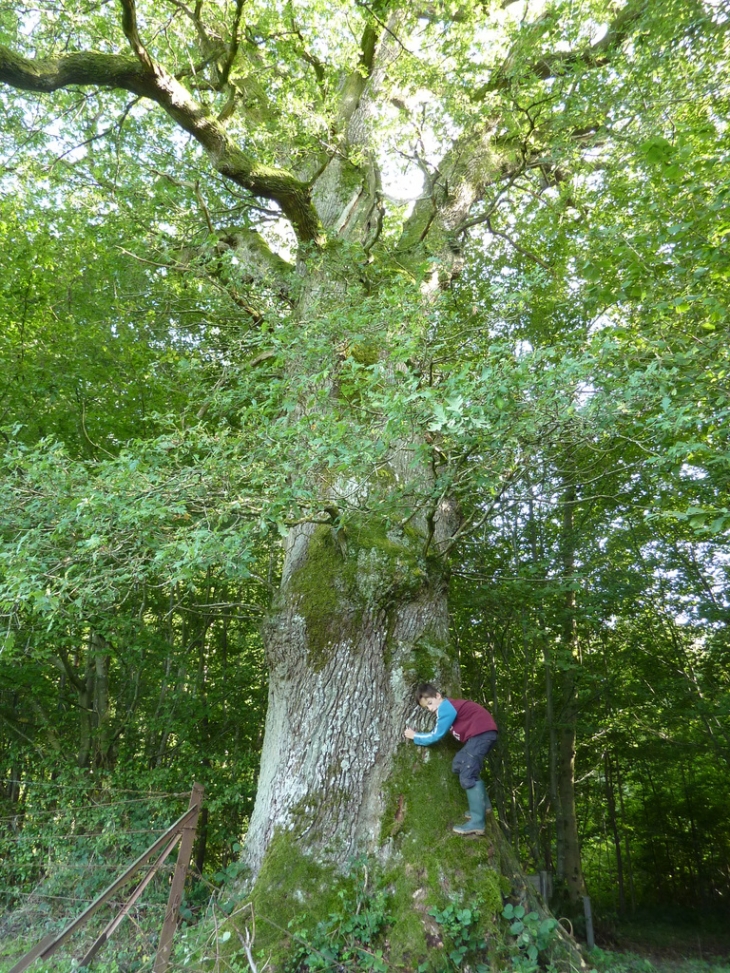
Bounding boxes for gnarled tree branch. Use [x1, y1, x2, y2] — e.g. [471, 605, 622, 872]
[483, 0, 647, 93]
[0, 43, 324, 244]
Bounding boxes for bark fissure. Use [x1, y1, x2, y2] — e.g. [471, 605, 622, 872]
[244, 529, 450, 876]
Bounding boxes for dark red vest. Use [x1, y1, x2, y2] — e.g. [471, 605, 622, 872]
[448, 699, 498, 742]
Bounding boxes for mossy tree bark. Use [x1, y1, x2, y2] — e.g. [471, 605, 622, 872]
[245, 699, 585, 971]
[243, 517, 456, 877]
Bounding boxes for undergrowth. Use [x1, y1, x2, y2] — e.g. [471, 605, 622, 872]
[589, 948, 730, 973]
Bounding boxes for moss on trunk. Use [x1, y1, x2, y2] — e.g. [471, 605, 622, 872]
[380, 741, 506, 967]
[201, 737, 584, 973]
[218, 509, 584, 972]
[288, 519, 431, 670]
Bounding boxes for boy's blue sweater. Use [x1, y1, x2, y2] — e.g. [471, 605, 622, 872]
[412, 698, 457, 746]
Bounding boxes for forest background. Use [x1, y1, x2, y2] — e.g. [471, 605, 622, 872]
[0, 0, 729, 970]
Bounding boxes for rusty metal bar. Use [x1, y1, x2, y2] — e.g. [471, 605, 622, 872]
[5, 934, 57, 973]
[8, 797, 201, 973]
[154, 782, 204, 973]
[78, 834, 181, 966]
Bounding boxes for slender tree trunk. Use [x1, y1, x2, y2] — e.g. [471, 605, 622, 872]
[4, 760, 21, 807]
[527, 492, 558, 878]
[92, 633, 113, 769]
[495, 636, 520, 851]
[75, 633, 115, 769]
[77, 648, 93, 769]
[489, 632, 510, 833]
[615, 757, 637, 911]
[521, 612, 540, 865]
[193, 600, 213, 875]
[556, 476, 587, 905]
[681, 761, 705, 906]
[557, 689, 585, 903]
[543, 640, 560, 879]
[604, 752, 626, 913]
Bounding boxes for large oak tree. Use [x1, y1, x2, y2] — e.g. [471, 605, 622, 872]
[2, 0, 725, 964]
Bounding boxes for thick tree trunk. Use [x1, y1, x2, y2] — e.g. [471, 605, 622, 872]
[243, 517, 455, 877]
[0, 3, 676, 966]
[232, 12, 588, 957]
[238, 513, 586, 971]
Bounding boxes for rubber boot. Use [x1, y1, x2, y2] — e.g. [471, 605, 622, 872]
[464, 784, 492, 817]
[452, 780, 488, 835]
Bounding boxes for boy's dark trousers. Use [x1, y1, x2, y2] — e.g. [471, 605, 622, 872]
[452, 730, 498, 789]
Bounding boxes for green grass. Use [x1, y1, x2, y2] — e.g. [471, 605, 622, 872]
[588, 907, 730, 973]
[597, 909, 730, 962]
[589, 947, 730, 973]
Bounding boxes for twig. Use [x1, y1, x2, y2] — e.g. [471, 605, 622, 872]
[485, 216, 551, 269]
[81, 397, 116, 459]
[354, 1, 414, 56]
